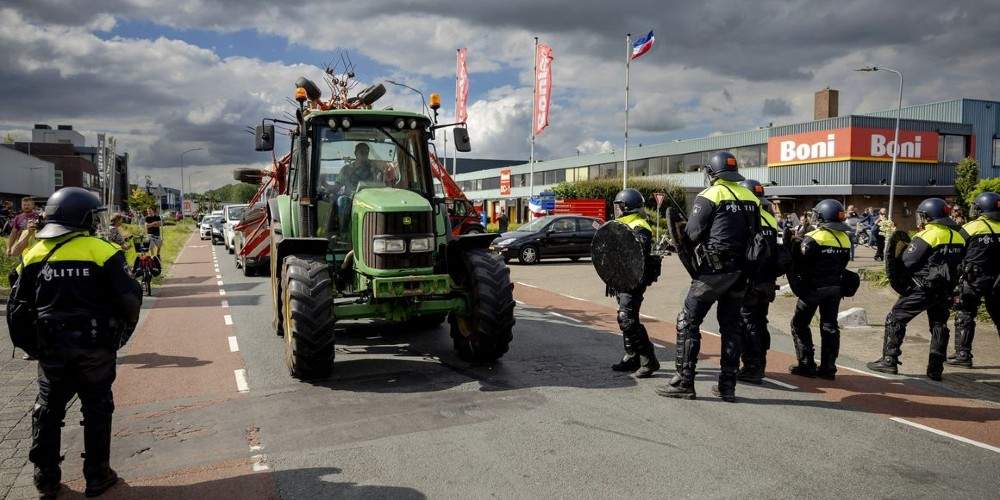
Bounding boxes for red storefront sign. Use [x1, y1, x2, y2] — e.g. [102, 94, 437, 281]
[500, 167, 512, 196]
[767, 127, 939, 167]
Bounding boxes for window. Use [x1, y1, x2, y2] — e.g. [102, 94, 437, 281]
[533, 171, 544, 186]
[54, 170, 64, 187]
[629, 158, 649, 177]
[938, 135, 966, 163]
[550, 218, 576, 233]
[517, 174, 527, 187]
[734, 145, 762, 169]
[682, 152, 703, 172]
[566, 166, 589, 182]
[543, 169, 564, 185]
[589, 164, 600, 179]
[482, 177, 500, 190]
[599, 163, 618, 179]
[993, 138, 1000, 167]
[668, 155, 684, 173]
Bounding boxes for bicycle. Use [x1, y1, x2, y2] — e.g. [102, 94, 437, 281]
[132, 237, 161, 296]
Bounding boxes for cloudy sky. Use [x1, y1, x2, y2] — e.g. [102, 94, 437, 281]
[1, 1, 998, 192]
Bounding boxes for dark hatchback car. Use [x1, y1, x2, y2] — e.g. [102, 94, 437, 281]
[491, 215, 602, 264]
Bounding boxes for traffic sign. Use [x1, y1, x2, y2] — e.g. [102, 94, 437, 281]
[653, 192, 666, 208]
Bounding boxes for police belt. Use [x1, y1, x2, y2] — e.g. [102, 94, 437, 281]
[37, 316, 120, 335]
[694, 245, 742, 272]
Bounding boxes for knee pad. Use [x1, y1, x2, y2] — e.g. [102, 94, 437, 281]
[819, 322, 839, 337]
[617, 311, 637, 333]
[80, 393, 115, 420]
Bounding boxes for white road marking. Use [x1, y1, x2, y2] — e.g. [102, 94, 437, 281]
[652, 342, 668, 349]
[228, 336, 239, 352]
[249, 445, 262, 452]
[234, 369, 250, 392]
[221, 300, 229, 308]
[251, 454, 270, 472]
[217, 280, 225, 286]
[837, 364, 897, 380]
[548, 311, 582, 323]
[639, 313, 658, 320]
[515, 300, 527, 306]
[890, 417, 1000, 454]
[763, 377, 799, 390]
[224, 314, 233, 326]
[219, 289, 227, 296]
[702, 330, 721, 337]
[515, 281, 539, 288]
[216, 274, 222, 279]
[561, 294, 588, 301]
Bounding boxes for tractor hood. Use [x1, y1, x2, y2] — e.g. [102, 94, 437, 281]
[353, 187, 432, 213]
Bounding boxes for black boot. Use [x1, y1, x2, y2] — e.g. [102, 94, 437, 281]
[611, 353, 640, 372]
[633, 343, 660, 379]
[737, 363, 764, 385]
[789, 332, 817, 377]
[817, 326, 840, 380]
[867, 355, 899, 374]
[712, 368, 738, 403]
[926, 353, 945, 381]
[927, 323, 950, 381]
[868, 319, 904, 375]
[83, 413, 118, 497]
[949, 307, 976, 367]
[33, 466, 61, 500]
[656, 337, 699, 399]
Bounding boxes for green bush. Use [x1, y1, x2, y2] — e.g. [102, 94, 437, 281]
[954, 157, 979, 212]
[857, 267, 889, 288]
[551, 178, 687, 215]
[967, 178, 1000, 207]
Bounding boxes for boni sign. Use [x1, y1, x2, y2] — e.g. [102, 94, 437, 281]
[499, 168, 512, 196]
[767, 127, 939, 167]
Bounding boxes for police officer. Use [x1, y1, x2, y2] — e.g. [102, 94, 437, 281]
[609, 188, 661, 378]
[948, 192, 1000, 367]
[788, 200, 852, 379]
[656, 152, 760, 402]
[737, 179, 787, 384]
[868, 198, 965, 380]
[6, 188, 142, 498]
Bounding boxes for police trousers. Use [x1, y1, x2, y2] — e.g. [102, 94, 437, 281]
[953, 280, 1000, 358]
[616, 286, 654, 357]
[883, 287, 951, 359]
[30, 346, 116, 473]
[790, 297, 841, 368]
[674, 273, 745, 381]
[740, 285, 774, 370]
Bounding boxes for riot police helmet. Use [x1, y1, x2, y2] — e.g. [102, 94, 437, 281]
[812, 199, 851, 232]
[972, 191, 1000, 221]
[36, 187, 105, 239]
[704, 151, 744, 182]
[613, 188, 645, 217]
[916, 197, 954, 227]
[740, 178, 772, 211]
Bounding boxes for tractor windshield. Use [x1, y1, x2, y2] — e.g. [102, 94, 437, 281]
[316, 125, 430, 197]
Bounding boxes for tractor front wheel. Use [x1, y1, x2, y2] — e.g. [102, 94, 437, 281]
[281, 255, 335, 379]
[449, 249, 515, 362]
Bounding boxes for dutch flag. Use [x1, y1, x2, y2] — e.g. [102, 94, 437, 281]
[631, 31, 655, 60]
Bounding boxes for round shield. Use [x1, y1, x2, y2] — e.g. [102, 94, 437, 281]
[783, 227, 809, 298]
[667, 207, 698, 279]
[591, 221, 645, 291]
[885, 230, 912, 295]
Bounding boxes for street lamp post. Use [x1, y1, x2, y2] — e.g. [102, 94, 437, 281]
[180, 147, 203, 217]
[856, 66, 903, 225]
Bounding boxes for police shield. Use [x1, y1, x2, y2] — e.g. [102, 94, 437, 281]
[783, 227, 809, 297]
[667, 207, 698, 279]
[591, 221, 645, 291]
[885, 230, 913, 295]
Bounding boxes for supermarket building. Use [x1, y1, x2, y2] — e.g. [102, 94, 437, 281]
[455, 92, 1000, 225]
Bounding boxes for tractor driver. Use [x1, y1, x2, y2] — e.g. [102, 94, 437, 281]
[329, 143, 399, 231]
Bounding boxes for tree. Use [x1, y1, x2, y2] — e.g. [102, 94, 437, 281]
[127, 188, 157, 213]
[967, 178, 1000, 208]
[954, 156, 979, 212]
[2, 132, 15, 145]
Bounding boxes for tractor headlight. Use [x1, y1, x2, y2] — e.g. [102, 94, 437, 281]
[409, 236, 433, 252]
[408, 119, 418, 129]
[395, 118, 406, 130]
[373, 237, 406, 254]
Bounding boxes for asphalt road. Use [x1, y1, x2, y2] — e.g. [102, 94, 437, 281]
[14, 234, 1000, 498]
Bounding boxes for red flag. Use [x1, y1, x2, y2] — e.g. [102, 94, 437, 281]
[455, 48, 469, 124]
[533, 43, 553, 136]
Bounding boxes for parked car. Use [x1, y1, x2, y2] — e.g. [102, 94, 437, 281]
[490, 215, 601, 264]
[221, 203, 248, 254]
[199, 215, 222, 240]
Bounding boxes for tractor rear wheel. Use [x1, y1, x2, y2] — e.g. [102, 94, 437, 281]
[281, 255, 335, 379]
[449, 249, 515, 362]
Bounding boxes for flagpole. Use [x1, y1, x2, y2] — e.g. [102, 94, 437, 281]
[453, 48, 460, 177]
[623, 33, 631, 189]
[529, 37, 538, 198]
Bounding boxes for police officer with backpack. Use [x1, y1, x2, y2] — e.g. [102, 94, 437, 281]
[6, 187, 142, 498]
[868, 198, 966, 380]
[737, 179, 788, 384]
[656, 152, 760, 402]
[948, 192, 1000, 367]
[787, 200, 852, 380]
[608, 188, 661, 378]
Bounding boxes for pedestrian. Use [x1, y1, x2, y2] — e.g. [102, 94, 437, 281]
[948, 192, 1000, 367]
[845, 205, 860, 260]
[498, 210, 510, 233]
[6, 187, 142, 498]
[795, 212, 814, 238]
[107, 214, 138, 269]
[656, 151, 760, 402]
[788, 200, 852, 379]
[873, 208, 889, 261]
[6, 197, 39, 257]
[143, 207, 163, 258]
[737, 180, 788, 384]
[951, 205, 967, 226]
[608, 188, 660, 378]
[868, 198, 965, 380]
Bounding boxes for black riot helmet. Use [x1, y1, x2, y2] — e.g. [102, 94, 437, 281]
[36, 187, 105, 239]
[740, 179, 772, 211]
[916, 197, 954, 227]
[705, 151, 744, 182]
[812, 199, 851, 232]
[613, 188, 645, 217]
[972, 191, 1000, 220]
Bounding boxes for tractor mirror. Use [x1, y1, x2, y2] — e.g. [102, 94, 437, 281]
[453, 127, 471, 152]
[234, 168, 265, 184]
[255, 125, 275, 151]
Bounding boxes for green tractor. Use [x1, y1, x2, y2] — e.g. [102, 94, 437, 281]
[246, 76, 515, 379]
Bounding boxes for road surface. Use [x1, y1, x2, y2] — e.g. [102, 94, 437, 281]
[6, 233, 999, 498]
